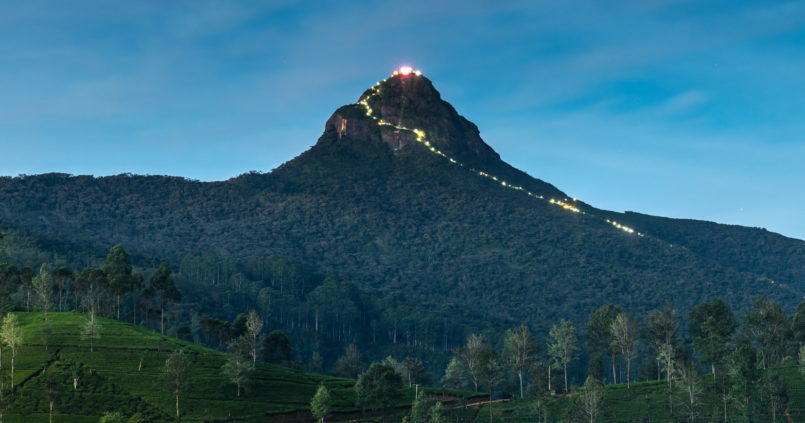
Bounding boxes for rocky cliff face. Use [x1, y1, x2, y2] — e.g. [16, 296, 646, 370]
[321, 70, 500, 167]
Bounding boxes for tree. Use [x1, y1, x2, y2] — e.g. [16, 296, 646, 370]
[548, 319, 579, 393]
[402, 357, 429, 387]
[761, 374, 788, 423]
[645, 305, 679, 380]
[32, 264, 53, 319]
[355, 362, 403, 420]
[429, 402, 447, 423]
[43, 372, 62, 423]
[477, 351, 503, 423]
[51, 266, 73, 312]
[149, 262, 181, 335]
[103, 245, 137, 320]
[800, 344, 805, 375]
[332, 344, 364, 378]
[245, 310, 263, 365]
[657, 342, 676, 410]
[409, 390, 435, 423]
[792, 302, 805, 347]
[311, 383, 332, 423]
[675, 361, 702, 423]
[576, 376, 604, 423]
[585, 304, 621, 384]
[76, 267, 106, 314]
[163, 350, 192, 418]
[1, 313, 22, 392]
[745, 297, 788, 368]
[456, 333, 490, 392]
[503, 325, 538, 398]
[610, 312, 637, 387]
[70, 364, 84, 390]
[223, 336, 254, 397]
[81, 310, 102, 352]
[688, 298, 736, 377]
[441, 357, 466, 389]
[263, 330, 293, 364]
[727, 343, 760, 422]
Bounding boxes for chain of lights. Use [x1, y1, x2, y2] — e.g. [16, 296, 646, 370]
[355, 67, 642, 236]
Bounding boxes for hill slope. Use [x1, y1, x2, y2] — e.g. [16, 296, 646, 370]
[3, 312, 365, 422]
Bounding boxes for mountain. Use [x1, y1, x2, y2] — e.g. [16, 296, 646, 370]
[1, 68, 804, 347]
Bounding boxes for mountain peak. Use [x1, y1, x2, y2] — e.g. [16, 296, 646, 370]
[321, 67, 500, 166]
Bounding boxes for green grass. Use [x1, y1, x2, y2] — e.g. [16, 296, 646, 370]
[1, 312, 478, 422]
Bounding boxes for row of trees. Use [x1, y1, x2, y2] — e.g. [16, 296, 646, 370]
[437, 298, 805, 421]
[0, 245, 182, 334]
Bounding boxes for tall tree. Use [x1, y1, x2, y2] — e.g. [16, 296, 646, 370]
[75, 267, 106, 313]
[727, 343, 760, 422]
[792, 302, 805, 347]
[457, 333, 490, 392]
[610, 312, 637, 387]
[657, 342, 676, 409]
[355, 362, 403, 421]
[585, 304, 622, 384]
[51, 266, 73, 312]
[81, 310, 102, 352]
[477, 351, 503, 423]
[402, 357, 429, 387]
[245, 310, 263, 365]
[745, 297, 788, 368]
[688, 298, 736, 376]
[503, 325, 538, 399]
[645, 305, 680, 380]
[222, 336, 254, 397]
[149, 262, 181, 335]
[761, 374, 788, 423]
[548, 319, 579, 393]
[441, 357, 466, 389]
[675, 361, 702, 423]
[311, 383, 332, 423]
[430, 402, 447, 423]
[0, 313, 21, 393]
[103, 245, 136, 320]
[163, 350, 192, 419]
[32, 264, 53, 319]
[43, 372, 63, 423]
[576, 376, 604, 423]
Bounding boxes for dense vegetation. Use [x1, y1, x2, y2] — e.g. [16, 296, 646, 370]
[0, 312, 479, 422]
[1, 72, 805, 420]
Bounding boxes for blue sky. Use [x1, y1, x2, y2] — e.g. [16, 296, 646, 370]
[1, 0, 804, 240]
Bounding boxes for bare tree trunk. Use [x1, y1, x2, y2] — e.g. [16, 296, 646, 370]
[518, 371, 524, 399]
[10, 353, 14, 393]
[611, 355, 617, 384]
[564, 363, 568, 393]
[626, 357, 631, 387]
[176, 393, 180, 418]
[116, 295, 120, 320]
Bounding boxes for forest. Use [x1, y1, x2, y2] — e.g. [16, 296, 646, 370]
[1, 232, 804, 421]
